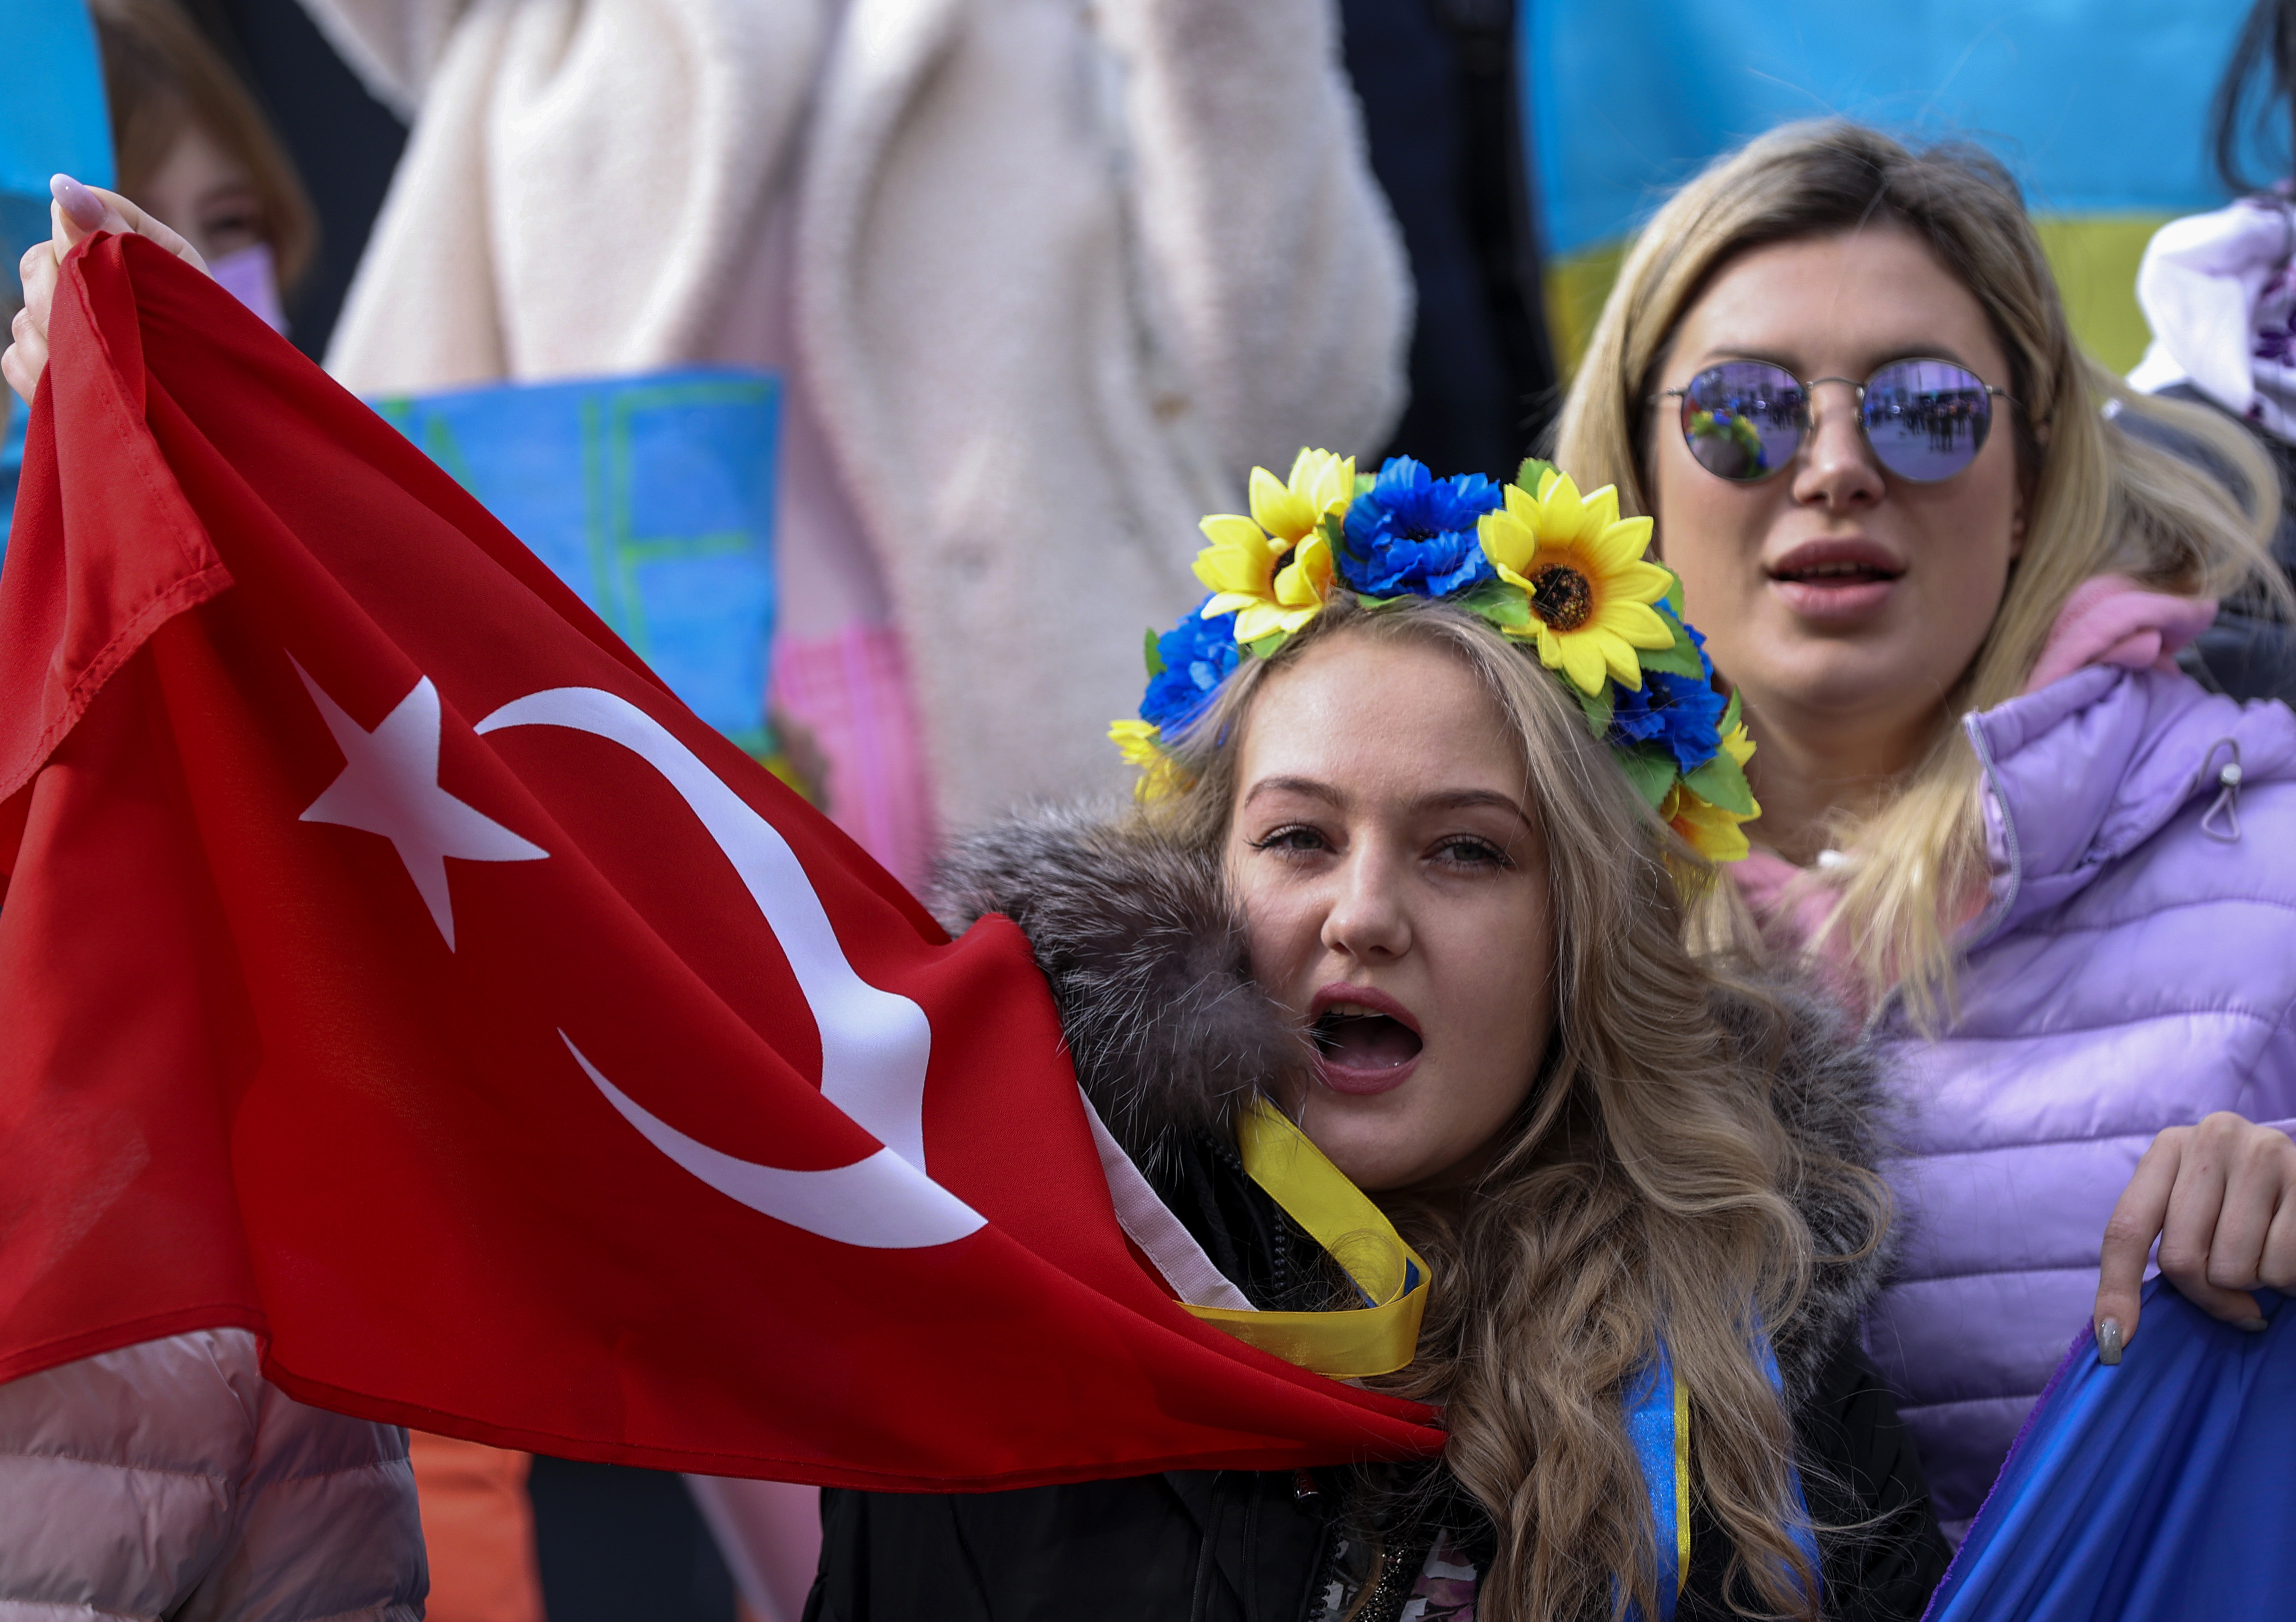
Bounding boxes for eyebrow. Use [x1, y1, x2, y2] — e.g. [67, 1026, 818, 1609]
[1241, 776, 1534, 829]
[1686, 343, 1980, 377]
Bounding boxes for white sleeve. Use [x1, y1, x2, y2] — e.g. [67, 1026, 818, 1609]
[1101, 0, 1413, 475]
[291, 0, 479, 119]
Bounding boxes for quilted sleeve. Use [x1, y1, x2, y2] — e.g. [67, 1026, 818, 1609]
[0, 1330, 251, 1620]
[0, 1329, 426, 1622]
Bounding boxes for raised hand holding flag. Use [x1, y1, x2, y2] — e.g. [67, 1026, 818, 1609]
[0, 229, 1442, 1487]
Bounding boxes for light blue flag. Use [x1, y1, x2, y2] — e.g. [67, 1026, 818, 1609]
[0, 0, 111, 542]
[1924, 1278, 2293, 1619]
[373, 369, 781, 753]
[1, 0, 113, 289]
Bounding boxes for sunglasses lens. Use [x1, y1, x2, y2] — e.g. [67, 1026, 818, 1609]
[1681, 363, 1805, 480]
[1862, 360, 1993, 482]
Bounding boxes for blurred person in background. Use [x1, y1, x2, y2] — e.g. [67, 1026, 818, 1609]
[1553, 119, 2296, 1542]
[2127, 0, 2296, 701]
[1, 0, 315, 540]
[91, 0, 315, 330]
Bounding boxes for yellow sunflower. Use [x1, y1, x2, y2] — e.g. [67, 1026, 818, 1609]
[1107, 719, 1188, 803]
[1663, 720, 1760, 862]
[1192, 447, 1353, 643]
[1476, 469, 1675, 695]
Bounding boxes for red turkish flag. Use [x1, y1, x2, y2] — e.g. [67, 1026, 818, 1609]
[0, 236, 1441, 1487]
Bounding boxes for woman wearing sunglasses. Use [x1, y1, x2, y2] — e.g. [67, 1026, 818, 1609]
[1554, 119, 2296, 1541]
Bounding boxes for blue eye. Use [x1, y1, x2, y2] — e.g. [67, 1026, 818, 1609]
[1434, 837, 1510, 870]
[1249, 825, 1329, 855]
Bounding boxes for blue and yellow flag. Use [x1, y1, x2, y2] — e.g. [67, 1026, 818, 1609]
[1523, 0, 2262, 375]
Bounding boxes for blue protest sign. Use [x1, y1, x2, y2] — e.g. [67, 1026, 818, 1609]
[374, 369, 781, 753]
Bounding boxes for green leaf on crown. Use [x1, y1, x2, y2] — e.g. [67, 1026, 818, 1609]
[1246, 629, 1291, 660]
[1718, 688, 1743, 738]
[1457, 578, 1533, 630]
[1514, 456, 1558, 493]
[1638, 611, 1707, 680]
[1617, 744, 1678, 811]
[1143, 627, 1166, 678]
[1664, 570, 1686, 619]
[1573, 678, 1615, 738]
[1683, 748, 1757, 816]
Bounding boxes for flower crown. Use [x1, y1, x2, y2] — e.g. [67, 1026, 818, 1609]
[1109, 450, 1762, 863]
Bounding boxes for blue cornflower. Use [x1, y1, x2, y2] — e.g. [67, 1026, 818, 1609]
[1607, 622, 1726, 773]
[1337, 457, 1505, 598]
[1139, 599, 1243, 734]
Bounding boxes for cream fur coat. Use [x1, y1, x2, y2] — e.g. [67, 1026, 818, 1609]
[299, 0, 1411, 826]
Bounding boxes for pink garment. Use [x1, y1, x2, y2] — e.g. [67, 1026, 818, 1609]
[2021, 575, 2218, 695]
[772, 622, 939, 894]
[1732, 847, 1869, 1017]
[1736, 574, 2220, 967]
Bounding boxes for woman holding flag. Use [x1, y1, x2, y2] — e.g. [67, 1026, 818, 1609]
[811, 454, 1951, 1617]
[5, 186, 1954, 1608]
[1551, 120, 2296, 1538]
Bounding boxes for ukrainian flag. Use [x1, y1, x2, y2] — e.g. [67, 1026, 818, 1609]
[1523, 0, 2260, 376]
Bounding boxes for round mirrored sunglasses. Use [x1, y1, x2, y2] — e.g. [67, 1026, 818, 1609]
[1655, 358, 2010, 484]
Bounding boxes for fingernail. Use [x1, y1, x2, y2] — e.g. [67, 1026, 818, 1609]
[50, 175, 105, 230]
[2240, 1316, 2268, 1333]
[2097, 1317, 2123, 1364]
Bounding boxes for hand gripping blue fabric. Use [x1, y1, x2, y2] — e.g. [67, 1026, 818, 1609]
[1925, 1281, 2292, 1620]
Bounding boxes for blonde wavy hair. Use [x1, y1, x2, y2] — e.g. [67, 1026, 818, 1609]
[1141, 596, 1885, 1621]
[1553, 119, 2285, 1022]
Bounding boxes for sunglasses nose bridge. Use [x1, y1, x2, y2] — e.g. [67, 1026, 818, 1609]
[1797, 378, 1880, 472]
[1799, 376, 1865, 431]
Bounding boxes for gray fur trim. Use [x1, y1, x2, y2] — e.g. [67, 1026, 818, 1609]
[933, 805, 1313, 1174]
[1707, 980, 1899, 1410]
[935, 808, 1895, 1408]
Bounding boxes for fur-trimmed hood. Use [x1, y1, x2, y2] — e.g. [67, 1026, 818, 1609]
[933, 805, 1898, 1408]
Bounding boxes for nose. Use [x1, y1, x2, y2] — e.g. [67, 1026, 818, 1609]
[1790, 379, 1885, 511]
[1320, 845, 1412, 963]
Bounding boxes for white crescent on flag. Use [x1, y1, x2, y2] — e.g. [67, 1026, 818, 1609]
[478, 686, 984, 1250]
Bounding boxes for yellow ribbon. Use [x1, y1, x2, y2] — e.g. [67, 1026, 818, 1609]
[1182, 1099, 1431, 1378]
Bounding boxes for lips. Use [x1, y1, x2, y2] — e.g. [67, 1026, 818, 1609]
[1765, 538, 1904, 621]
[1309, 984, 1424, 1096]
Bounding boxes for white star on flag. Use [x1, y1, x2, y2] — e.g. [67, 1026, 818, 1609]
[295, 661, 547, 949]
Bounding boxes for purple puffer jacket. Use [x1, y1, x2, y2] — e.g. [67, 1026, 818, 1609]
[1865, 663, 2296, 1536]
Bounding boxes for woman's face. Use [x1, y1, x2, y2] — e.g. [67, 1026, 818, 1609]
[1226, 632, 1554, 1193]
[136, 121, 267, 266]
[1647, 228, 2023, 761]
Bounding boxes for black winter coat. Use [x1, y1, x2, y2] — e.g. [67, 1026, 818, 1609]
[806, 811, 1952, 1622]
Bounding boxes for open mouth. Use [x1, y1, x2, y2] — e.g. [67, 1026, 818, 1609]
[1312, 1006, 1425, 1074]
[1766, 557, 1903, 587]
